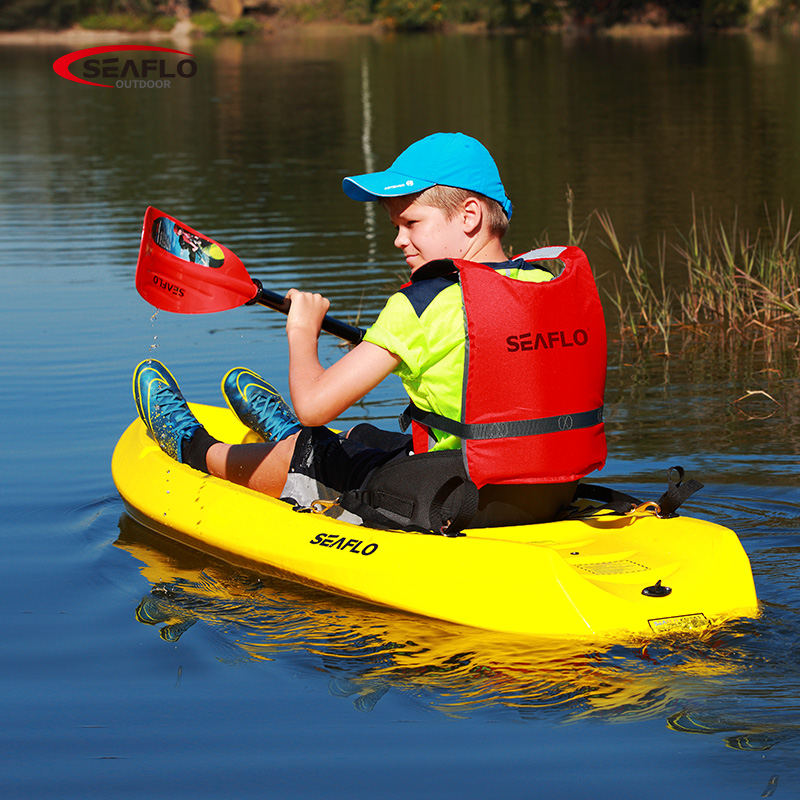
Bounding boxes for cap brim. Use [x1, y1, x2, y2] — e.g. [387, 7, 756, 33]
[343, 170, 434, 202]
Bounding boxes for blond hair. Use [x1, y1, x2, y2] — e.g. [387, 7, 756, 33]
[381, 185, 509, 238]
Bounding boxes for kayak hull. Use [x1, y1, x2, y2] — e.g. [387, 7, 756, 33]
[112, 404, 758, 639]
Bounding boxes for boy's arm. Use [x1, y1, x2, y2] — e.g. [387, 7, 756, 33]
[285, 289, 400, 427]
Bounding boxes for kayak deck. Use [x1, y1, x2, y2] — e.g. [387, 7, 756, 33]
[112, 404, 759, 639]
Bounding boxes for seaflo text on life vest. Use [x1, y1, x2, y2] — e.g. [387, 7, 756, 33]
[506, 329, 589, 352]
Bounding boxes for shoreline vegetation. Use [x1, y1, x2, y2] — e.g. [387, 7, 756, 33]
[555, 191, 800, 358]
[2, 1, 800, 38]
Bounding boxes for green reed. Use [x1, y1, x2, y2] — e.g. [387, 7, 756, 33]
[595, 200, 800, 354]
[596, 210, 674, 354]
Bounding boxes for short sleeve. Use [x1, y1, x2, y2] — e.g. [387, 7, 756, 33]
[363, 292, 429, 379]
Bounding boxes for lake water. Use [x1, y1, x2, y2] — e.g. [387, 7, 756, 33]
[3, 28, 800, 799]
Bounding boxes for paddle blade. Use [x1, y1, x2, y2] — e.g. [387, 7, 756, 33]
[136, 207, 258, 314]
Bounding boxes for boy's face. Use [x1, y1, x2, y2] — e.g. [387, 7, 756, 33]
[388, 198, 470, 272]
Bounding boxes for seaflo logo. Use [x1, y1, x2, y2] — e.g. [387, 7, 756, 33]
[53, 45, 196, 89]
[506, 329, 589, 352]
[310, 533, 379, 556]
[151, 275, 185, 298]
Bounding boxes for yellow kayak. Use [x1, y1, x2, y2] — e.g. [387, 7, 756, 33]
[111, 403, 758, 640]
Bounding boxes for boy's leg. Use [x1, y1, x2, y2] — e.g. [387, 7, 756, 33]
[133, 359, 295, 496]
[215, 367, 307, 495]
[221, 367, 411, 504]
[205, 434, 298, 497]
[208, 426, 408, 508]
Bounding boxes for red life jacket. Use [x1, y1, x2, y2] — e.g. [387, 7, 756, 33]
[403, 246, 607, 488]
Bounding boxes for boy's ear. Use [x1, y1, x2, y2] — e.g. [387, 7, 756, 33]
[461, 196, 484, 234]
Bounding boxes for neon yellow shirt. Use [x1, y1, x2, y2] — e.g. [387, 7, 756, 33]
[364, 260, 554, 451]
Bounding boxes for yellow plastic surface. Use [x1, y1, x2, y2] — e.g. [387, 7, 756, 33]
[111, 404, 759, 639]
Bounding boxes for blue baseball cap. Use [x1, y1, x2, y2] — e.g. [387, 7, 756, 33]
[342, 132, 512, 220]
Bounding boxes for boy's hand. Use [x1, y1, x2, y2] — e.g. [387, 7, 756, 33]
[285, 289, 331, 338]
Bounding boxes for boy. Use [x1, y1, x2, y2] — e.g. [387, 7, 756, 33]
[134, 132, 606, 532]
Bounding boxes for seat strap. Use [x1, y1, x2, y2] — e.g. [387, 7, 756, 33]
[569, 466, 704, 519]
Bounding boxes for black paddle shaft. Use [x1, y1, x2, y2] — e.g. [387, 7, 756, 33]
[249, 280, 365, 345]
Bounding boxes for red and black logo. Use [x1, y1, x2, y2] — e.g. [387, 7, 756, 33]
[53, 45, 196, 89]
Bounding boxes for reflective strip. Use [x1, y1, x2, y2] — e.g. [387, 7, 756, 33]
[403, 404, 604, 441]
[513, 246, 567, 261]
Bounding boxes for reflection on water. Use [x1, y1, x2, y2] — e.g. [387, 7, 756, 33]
[604, 330, 800, 483]
[117, 513, 769, 733]
[669, 710, 800, 753]
[5, 33, 800, 292]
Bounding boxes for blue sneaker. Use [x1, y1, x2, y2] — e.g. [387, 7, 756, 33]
[221, 367, 302, 442]
[133, 359, 201, 462]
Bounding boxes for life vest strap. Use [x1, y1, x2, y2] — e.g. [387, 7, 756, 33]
[400, 402, 604, 441]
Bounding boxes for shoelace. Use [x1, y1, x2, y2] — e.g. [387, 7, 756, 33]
[152, 382, 199, 436]
[249, 391, 299, 441]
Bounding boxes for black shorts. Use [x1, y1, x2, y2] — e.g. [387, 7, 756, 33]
[280, 424, 413, 518]
[280, 423, 578, 529]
